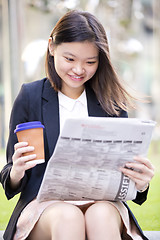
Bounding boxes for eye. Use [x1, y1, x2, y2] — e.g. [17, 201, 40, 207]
[87, 61, 97, 65]
[65, 57, 74, 62]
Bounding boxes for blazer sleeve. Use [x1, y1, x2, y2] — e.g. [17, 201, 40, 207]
[1, 84, 34, 199]
[132, 187, 149, 205]
[1, 81, 43, 199]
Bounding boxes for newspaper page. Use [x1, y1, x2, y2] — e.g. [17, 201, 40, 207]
[37, 117, 156, 202]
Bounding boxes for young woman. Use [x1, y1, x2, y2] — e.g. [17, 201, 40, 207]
[0, 10, 154, 240]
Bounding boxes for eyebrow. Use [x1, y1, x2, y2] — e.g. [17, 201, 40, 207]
[63, 52, 98, 59]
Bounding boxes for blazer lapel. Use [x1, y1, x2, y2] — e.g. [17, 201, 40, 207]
[42, 80, 60, 157]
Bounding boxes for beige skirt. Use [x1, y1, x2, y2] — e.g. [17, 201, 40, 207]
[13, 199, 143, 240]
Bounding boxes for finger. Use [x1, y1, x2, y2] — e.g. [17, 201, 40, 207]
[12, 154, 37, 171]
[12, 146, 34, 163]
[125, 174, 147, 190]
[14, 142, 28, 151]
[134, 156, 154, 170]
[20, 154, 37, 164]
[25, 161, 37, 170]
[125, 162, 148, 173]
[129, 162, 154, 179]
[11, 153, 37, 179]
[25, 160, 42, 168]
[120, 167, 152, 183]
[13, 146, 35, 160]
[120, 167, 142, 180]
[123, 172, 149, 191]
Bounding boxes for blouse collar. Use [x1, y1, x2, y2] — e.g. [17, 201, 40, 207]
[58, 90, 87, 111]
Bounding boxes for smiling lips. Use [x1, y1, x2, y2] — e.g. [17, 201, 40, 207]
[68, 74, 84, 81]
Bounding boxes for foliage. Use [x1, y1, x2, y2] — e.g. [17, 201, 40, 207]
[0, 187, 19, 230]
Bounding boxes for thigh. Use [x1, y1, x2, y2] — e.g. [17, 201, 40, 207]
[27, 202, 85, 240]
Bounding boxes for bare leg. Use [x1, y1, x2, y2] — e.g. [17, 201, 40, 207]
[85, 201, 123, 240]
[27, 202, 85, 240]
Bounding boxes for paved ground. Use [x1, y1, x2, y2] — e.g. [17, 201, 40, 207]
[0, 231, 160, 239]
[0, 232, 4, 240]
[144, 231, 160, 239]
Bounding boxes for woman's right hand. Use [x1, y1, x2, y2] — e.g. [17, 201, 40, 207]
[10, 142, 37, 190]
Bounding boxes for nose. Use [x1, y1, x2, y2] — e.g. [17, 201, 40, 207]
[72, 63, 85, 75]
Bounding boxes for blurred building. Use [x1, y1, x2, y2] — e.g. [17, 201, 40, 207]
[0, 0, 160, 148]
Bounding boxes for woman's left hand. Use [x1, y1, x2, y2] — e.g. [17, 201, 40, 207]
[120, 156, 155, 192]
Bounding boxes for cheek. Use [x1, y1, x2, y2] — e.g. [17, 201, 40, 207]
[54, 60, 69, 75]
[88, 65, 98, 78]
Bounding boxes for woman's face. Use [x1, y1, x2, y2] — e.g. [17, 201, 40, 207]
[50, 41, 99, 99]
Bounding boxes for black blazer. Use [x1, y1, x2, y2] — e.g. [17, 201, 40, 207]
[0, 78, 149, 240]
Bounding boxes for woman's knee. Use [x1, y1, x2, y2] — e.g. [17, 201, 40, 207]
[86, 202, 117, 216]
[85, 202, 123, 239]
[47, 203, 85, 238]
[28, 202, 85, 240]
[85, 201, 122, 227]
[50, 202, 84, 221]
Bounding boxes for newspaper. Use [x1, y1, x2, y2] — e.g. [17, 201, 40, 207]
[37, 117, 156, 202]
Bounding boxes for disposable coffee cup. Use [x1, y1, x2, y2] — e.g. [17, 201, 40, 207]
[14, 121, 45, 164]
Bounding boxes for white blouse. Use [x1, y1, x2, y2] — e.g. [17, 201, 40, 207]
[58, 89, 88, 132]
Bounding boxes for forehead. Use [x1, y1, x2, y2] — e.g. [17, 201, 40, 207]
[55, 41, 99, 58]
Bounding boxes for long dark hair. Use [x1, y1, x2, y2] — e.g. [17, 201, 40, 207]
[45, 10, 135, 116]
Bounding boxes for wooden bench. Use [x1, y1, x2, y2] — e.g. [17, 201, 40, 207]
[0, 231, 160, 239]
